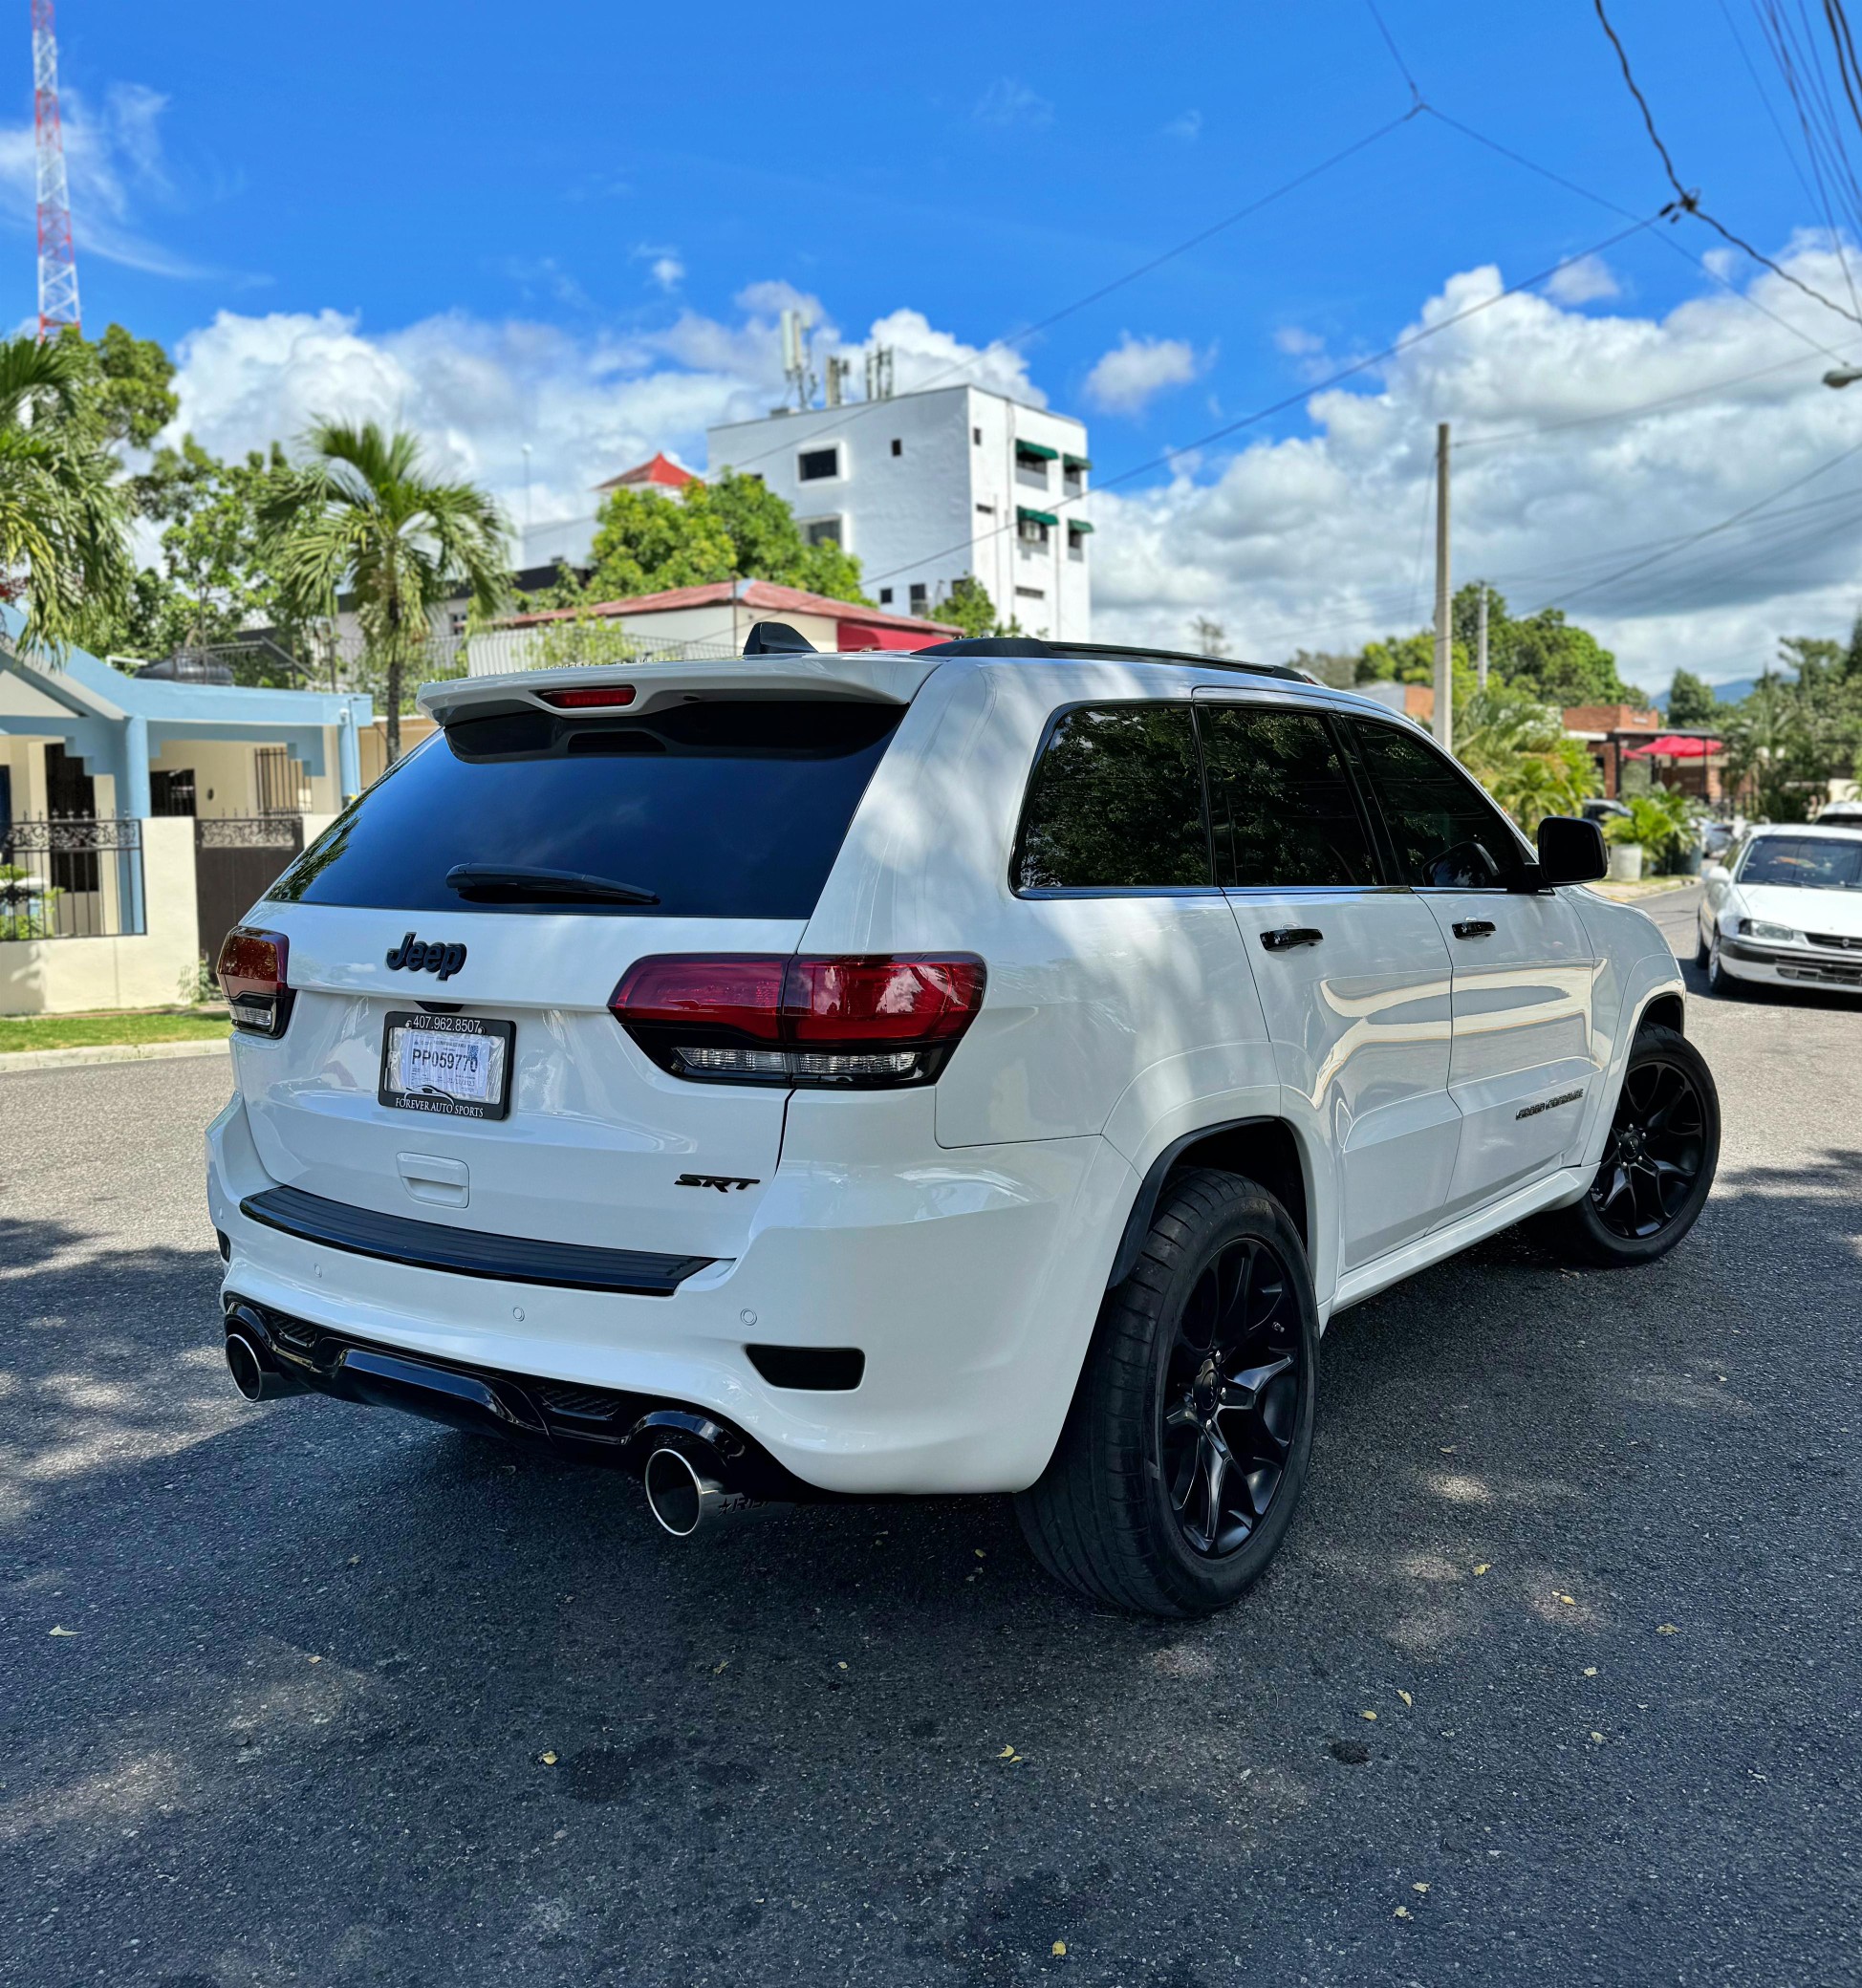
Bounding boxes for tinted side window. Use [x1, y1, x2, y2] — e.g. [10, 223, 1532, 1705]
[1351, 722, 1526, 888]
[1015, 703, 1210, 891]
[1199, 705, 1377, 888]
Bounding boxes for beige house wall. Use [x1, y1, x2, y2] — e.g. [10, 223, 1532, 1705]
[358, 717, 438, 790]
[0, 818, 198, 1016]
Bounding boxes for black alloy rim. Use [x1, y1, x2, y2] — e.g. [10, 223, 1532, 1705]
[1160, 1238, 1305, 1558]
[1591, 1053, 1708, 1239]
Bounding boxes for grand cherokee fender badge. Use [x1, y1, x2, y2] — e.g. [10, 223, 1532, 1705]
[676, 1174, 759, 1193]
[386, 933, 467, 982]
[1516, 1088, 1583, 1120]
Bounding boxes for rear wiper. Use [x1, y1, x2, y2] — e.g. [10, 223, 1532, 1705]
[444, 863, 659, 905]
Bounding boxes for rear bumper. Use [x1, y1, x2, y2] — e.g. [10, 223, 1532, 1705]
[206, 1091, 1136, 1496]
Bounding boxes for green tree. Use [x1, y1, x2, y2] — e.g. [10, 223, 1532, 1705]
[1441, 583, 1646, 707]
[263, 421, 510, 760]
[928, 575, 1020, 638]
[576, 468, 872, 607]
[0, 335, 135, 656]
[1664, 668, 1721, 728]
[119, 438, 310, 676]
[1721, 641, 1862, 820]
[583, 482, 736, 598]
[69, 323, 179, 451]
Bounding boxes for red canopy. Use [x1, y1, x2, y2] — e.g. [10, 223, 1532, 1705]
[1622, 734, 1721, 758]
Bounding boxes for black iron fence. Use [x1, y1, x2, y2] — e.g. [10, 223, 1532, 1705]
[0, 817, 146, 940]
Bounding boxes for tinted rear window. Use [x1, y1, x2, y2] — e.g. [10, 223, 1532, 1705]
[269, 699, 903, 919]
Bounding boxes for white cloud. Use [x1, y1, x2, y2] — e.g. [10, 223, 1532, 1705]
[0, 81, 211, 280]
[1545, 254, 1621, 306]
[1084, 334, 1203, 415]
[1162, 110, 1202, 142]
[972, 78, 1053, 129]
[832, 308, 1047, 406]
[158, 238, 1862, 696]
[162, 291, 1045, 571]
[1085, 238, 1862, 692]
[649, 255, 684, 292]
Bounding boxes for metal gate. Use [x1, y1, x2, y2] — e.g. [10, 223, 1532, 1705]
[196, 816, 303, 971]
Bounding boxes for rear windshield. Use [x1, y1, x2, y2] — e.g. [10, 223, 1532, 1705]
[269, 698, 904, 919]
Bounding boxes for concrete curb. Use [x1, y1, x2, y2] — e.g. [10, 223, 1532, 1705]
[0, 1037, 231, 1074]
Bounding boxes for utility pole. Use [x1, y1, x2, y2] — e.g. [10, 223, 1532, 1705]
[1433, 421, 1452, 754]
[1476, 582, 1488, 693]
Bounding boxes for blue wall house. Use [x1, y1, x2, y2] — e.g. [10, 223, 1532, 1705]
[0, 611, 372, 1015]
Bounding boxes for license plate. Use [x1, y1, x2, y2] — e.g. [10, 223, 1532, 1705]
[379, 1011, 514, 1121]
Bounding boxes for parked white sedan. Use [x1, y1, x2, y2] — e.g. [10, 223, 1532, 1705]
[1698, 823, 1862, 996]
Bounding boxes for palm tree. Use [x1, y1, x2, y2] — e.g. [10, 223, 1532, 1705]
[1457, 684, 1596, 832]
[263, 421, 509, 760]
[0, 334, 133, 657]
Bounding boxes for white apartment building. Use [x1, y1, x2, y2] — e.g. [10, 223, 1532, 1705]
[705, 384, 1092, 640]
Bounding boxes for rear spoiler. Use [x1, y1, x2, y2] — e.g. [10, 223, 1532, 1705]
[419, 654, 941, 727]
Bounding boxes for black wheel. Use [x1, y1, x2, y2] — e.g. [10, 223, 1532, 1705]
[1694, 922, 1710, 969]
[1545, 1024, 1720, 1267]
[1706, 934, 1744, 999]
[1015, 1169, 1318, 1617]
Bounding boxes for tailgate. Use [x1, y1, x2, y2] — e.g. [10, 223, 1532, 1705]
[228, 682, 917, 1263]
[237, 906, 797, 1260]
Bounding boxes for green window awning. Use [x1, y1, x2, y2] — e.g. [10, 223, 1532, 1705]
[1063, 454, 1093, 472]
[1067, 519, 1095, 535]
[1014, 441, 1060, 461]
[1017, 506, 1059, 527]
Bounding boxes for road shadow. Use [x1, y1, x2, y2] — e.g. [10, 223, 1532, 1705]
[6, 1141, 1861, 1984]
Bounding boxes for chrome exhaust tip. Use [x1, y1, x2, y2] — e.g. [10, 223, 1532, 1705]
[225, 1329, 268, 1401]
[642, 1444, 770, 1536]
[223, 1314, 307, 1402]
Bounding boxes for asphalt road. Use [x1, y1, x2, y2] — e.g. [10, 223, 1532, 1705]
[3, 884, 1857, 1988]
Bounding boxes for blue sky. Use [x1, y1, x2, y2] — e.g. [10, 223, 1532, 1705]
[12, 0, 1862, 686]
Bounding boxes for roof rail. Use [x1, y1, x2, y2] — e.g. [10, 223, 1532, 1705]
[915, 636, 1306, 681]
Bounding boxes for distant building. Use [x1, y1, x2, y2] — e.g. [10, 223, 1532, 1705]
[593, 450, 695, 498]
[471, 576, 958, 674]
[705, 384, 1093, 640]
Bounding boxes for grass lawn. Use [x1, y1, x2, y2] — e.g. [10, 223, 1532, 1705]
[0, 1009, 230, 1055]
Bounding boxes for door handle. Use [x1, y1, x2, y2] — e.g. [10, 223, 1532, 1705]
[1453, 918, 1497, 940]
[1261, 926, 1323, 952]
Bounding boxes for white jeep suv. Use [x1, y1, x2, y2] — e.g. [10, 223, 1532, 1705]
[205, 633, 1719, 1617]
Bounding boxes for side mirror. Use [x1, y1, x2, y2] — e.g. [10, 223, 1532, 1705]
[1702, 861, 1728, 884]
[1535, 814, 1608, 886]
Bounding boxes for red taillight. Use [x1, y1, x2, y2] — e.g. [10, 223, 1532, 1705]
[609, 954, 986, 1087]
[538, 684, 636, 709]
[217, 926, 294, 1038]
[612, 955, 788, 1041]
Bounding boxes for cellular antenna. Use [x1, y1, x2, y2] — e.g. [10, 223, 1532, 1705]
[32, 0, 79, 339]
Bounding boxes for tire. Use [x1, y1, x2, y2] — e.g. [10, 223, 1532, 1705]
[1015, 1169, 1318, 1618]
[1694, 921, 1710, 970]
[1544, 1023, 1720, 1268]
[1706, 935, 1744, 999]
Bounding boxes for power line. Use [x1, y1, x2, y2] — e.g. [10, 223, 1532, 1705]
[1526, 431, 1862, 613]
[1362, 0, 1422, 105]
[1591, 0, 1862, 328]
[1748, 0, 1862, 318]
[1424, 103, 1855, 361]
[857, 211, 1666, 594]
[712, 105, 1426, 481]
[1451, 349, 1812, 448]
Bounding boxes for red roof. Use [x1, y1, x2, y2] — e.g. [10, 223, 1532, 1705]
[593, 451, 695, 494]
[506, 577, 959, 637]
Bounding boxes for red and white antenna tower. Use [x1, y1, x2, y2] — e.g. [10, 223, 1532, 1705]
[32, 0, 79, 339]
